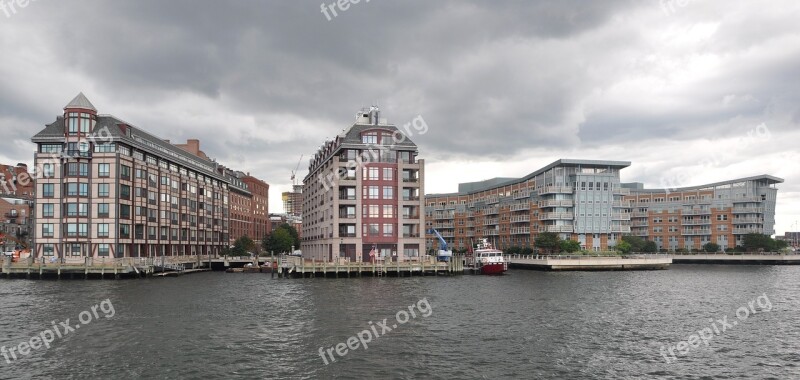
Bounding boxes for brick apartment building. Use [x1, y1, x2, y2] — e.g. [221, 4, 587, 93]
[30, 93, 232, 258]
[176, 139, 271, 244]
[302, 107, 425, 262]
[425, 159, 781, 252]
[0, 163, 35, 251]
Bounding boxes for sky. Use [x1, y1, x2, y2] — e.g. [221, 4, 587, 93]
[1, 0, 799, 234]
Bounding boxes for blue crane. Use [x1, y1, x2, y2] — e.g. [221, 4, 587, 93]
[427, 228, 453, 262]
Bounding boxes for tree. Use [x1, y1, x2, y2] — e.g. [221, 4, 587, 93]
[560, 240, 581, 253]
[621, 235, 646, 252]
[521, 247, 534, 255]
[615, 241, 632, 254]
[742, 233, 781, 252]
[703, 242, 720, 253]
[262, 228, 294, 254]
[230, 236, 256, 256]
[504, 246, 522, 255]
[276, 223, 301, 250]
[534, 232, 560, 253]
[642, 241, 658, 253]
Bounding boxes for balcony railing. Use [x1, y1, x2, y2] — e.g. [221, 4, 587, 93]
[612, 201, 632, 208]
[731, 196, 763, 203]
[482, 219, 499, 226]
[540, 212, 574, 220]
[610, 225, 631, 233]
[538, 200, 573, 208]
[681, 229, 712, 235]
[538, 186, 573, 195]
[732, 228, 763, 234]
[613, 188, 631, 195]
[611, 213, 631, 221]
[631, 221, 649, 227]
[732, 218, 764, 224]
[510, 216, 530, 223]
[631, 211, 648, 218]
[682, 219, 711, 225]
[732, 207, 764, 214]
[682, 209, 712, 215]
[510, 227, 530, 235]
[510, 203, 531, 212]
[514, 191, 531, 200]
[540, 225, 573, 233]
[484, 207, 499, 215]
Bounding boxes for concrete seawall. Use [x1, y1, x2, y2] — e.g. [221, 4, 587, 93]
[507, 255, 672, 271]
[671, 254, 800, 265]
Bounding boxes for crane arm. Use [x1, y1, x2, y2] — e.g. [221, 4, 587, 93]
[426, 228, 448, 251]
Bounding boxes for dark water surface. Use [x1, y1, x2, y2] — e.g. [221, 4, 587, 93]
[1, 265, 799, 379]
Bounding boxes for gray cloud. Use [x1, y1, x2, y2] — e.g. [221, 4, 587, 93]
[1, 0, 799, 231]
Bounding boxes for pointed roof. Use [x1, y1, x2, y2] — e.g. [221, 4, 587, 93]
[64, 92, 97, 112]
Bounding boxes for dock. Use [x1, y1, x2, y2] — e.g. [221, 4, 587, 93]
[275, 256, 465, 278]
[506, 254, 672, 271]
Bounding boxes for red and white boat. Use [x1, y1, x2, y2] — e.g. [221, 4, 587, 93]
[469, 239, 508, 275]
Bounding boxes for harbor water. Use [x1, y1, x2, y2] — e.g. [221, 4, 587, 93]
[0, 265, 798, 379]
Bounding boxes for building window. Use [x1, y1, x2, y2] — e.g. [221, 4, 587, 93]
[119, 224, 130, 239]
[382, 186, 394, 200]
[383, 168, 393, 180]
[120, 184, 131, 200]
[98, 183, 110, 197]
[97, 223, 109, 238]
[41, 144, 62, 153]
[120, 205, 131, 219]
[362, 133, 378, 144]
[42, 244, 55, 256]
[368, 224, 380, 236]
[98, 244, 110, 257]
[79, 113, 92, 133]
[42, 224, 54, 238]
[42, 204, 54, 218]
[97, 203, 109, 218]
[716, 215, 728, 221]
[383, 223, 394, 237]
[94, 143, 116, 153]
[42, 163, 55, 178]
[365, 186, 379, 199]
[67, 113, 79, 134]
[368, 205, 380, 218]
[383, 205, 394, 218]
[98, 163, 110, 177]
[42, 183, 54, 197]
[364, 167, 379, 180]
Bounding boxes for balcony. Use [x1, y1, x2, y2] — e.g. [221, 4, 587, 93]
[510, 215, 530, 223]
[540, 225, 573, 233]
[611, 201, 632, 208]
[484, 207, 499, 215]
[339, 213, 356, 219]
[402, 233, 420, 238]
[514, 191, 531, 200]
[631, 211, 648, 218]
[510, 203, 531, 212]
[511, 227, 530, 235]
[434, 223, 454, 229]
[339, 233, 357, 237]
[682, 198, 712, 205]
[611, 213, 631, 221]
[682, 219, 711, 225]
[540, 212, 574, 220]
[731, 196, 763, 203]
[732, 217, 764, 224]
[682, 209, 712, 215]
[732, 227, 763, 234]
[732, 207, 764, 214]
[402, 177, 419, 183]
[610, 225, 631, 233]
[682, 229, 712, 235]
[486, 197, 499, 204]
[403, 196, 420, 201]
[484, 229, 499, 236]
[631, 221, 649, 227]
[538, 199, 573, 208]
[538, 186, 573, 195]
[482, 219, 499, 226]
[613, 188, 631, 195]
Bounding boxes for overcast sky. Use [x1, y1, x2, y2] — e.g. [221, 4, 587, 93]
[1, 0, 799, 234]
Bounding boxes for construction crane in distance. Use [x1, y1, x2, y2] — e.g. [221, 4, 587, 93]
[291, 154, 304, 186]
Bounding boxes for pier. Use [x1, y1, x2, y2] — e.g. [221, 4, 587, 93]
[275, 255, 464, 278]
[506, 254, 672, 271]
